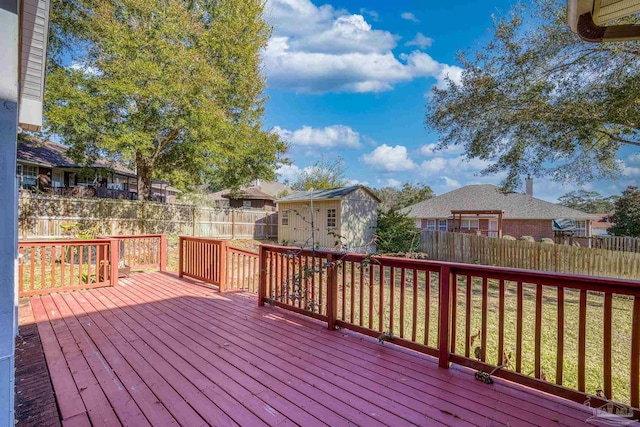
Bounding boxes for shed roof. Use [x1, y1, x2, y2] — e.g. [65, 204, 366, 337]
[276, 185, 381, 203]
[402, 184, 596, 220]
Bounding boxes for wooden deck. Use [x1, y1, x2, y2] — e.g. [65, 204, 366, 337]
[25, 271, 616, 426]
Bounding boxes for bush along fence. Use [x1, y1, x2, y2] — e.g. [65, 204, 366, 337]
[17, 234, 167, 297]
[18, 193, 278, 239]
[420, 230, 640, 280]
[177, 238, 640, 414]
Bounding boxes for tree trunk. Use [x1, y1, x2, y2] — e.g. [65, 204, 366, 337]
[136, 153, 153, 202]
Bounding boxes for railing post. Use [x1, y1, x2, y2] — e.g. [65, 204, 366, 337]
[159, 234, 167, 272]
[219, 240, 227, 292]
[258, 245, 267, 306]
[178, 236, 184, 278]
[110, 238, 120, 287]
[438, 265, 452, 368]
[326, 254, 338, 330]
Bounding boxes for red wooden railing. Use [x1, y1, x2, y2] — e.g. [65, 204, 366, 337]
[18, 234, 167, 297]
[178, 237, 260, 293]
[18, 239, 119, 297]
[102, 234, 167, 271]
[227, 247, 259, 292]
[179, 237, 228, 291]
[257, 244, 640, 412]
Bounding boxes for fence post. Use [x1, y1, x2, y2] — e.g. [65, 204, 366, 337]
[219, 240, 228, 292]
[438, 265, 452, 368]
[231, 210, 236, 240]
[110, 238, 120, 287]
[178, 236, 184, 278]
[326, 254, 338, 330]
[159, 234, 167, 272]
[258, 245, 267, 306]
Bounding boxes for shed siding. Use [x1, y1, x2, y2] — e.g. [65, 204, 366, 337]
[340, 188, 378, 252]
[277, 200, 341, 249]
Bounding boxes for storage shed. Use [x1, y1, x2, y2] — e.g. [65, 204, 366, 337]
[276, 185, 380, 252]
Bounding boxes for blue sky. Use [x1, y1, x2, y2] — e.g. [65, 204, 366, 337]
[261, 0, 640, 202]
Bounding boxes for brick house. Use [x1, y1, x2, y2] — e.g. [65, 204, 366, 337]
[209, 180, 290, 210]
[403, 184, 596, 241]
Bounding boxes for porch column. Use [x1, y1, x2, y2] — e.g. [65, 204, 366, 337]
[0, 1, 20, 425]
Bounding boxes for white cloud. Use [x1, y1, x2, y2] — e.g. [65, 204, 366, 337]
[622, 153, 640, 177]
[384, 178, 402, 188]
[276, 164, 301, 182]
[406, 32, 433, 49]
[263, 0, 460, 94]
[401, 12, 420, 22]
[346, 178, 369, 186]
[361, 144, 417, 172]
[359, 8, 379, 22]
[273, 125, 361, 148]
[418, 155, 491, 176]
[419, 143, 463, 156]
[440, 176, 461, 190]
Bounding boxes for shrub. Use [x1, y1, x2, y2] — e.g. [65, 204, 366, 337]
[374, 208, 421, 254]
[540, 238, 554, 244]
[520, 235, 535, 242]
[502, 235, 516, 240]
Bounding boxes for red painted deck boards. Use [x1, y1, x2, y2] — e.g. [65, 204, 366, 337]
[29, 272, 612, 427]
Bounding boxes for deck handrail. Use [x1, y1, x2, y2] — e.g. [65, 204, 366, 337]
[257, 244, 640, 414]
[17, 234, 167, 297]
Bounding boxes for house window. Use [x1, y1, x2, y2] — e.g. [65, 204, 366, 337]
[575, 220, 587, 237]
[281, 210, 289, 226]
[52, 171, 64, 188]
[438, 220, 448, 231]
[243, 200, 252, 208]
[426, 219, 436, 231]
[327, 209, 337, 228]
[17, 165, 38, 188]
[460, 219, 479, 230]
[76, 175, 96, 187]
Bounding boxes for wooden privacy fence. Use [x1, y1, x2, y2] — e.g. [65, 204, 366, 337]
[420, 230, 640, 280]
[18, 234, 167, 297]
[18, 194, 278, 239]
[255, 244, 640, 414]
[178, 237, 260, 293]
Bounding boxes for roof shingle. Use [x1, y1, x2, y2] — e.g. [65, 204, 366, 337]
[402, 184, 596, 220]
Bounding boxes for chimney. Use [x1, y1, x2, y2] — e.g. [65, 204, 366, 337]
[525, 175, 533, 197]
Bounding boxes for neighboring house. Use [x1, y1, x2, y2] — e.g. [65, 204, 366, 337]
[403, 184, 597, 241]
[591, 213, 614, 236]
[276, 185, 380, 251]
[17, 139, 180, 203]
[210, 180, 290, 210]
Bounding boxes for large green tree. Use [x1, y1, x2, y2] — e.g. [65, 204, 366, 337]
[290, 157, 347, 191]
[425, 0, 639, 190]
[608, 186, 640, 237]
[45, 0, 286, 200]
[558, 190, 617, 214]
[374, 183, 434, 212]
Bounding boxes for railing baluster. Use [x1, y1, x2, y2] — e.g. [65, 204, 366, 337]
[424, 271, 431, 346]
[604, 292, 612, 399]
[556, 287, 564, 385]
[389, 267, 395, 334]
[578, 289, 587, 392]
[465, 275, 471, 358]
[399, 267, 406, 339]
[341, 261, 346, 321]
[40, 246, 46, 291]
[450, 273, 457, 353]
[631, 296, 640, 407]
[350, 261, 355, 324]
[498, 279, 505, 366]
[516, 281, 523, 373]
[481, 277, 488, 362]
[378, 265, 384, 332]
[30, 247, 35, 293]
[412, 269, 418, 342]
[368, 264, 374, 330]
[535, 283, 543, 379]
[358, 263, 364, 326]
